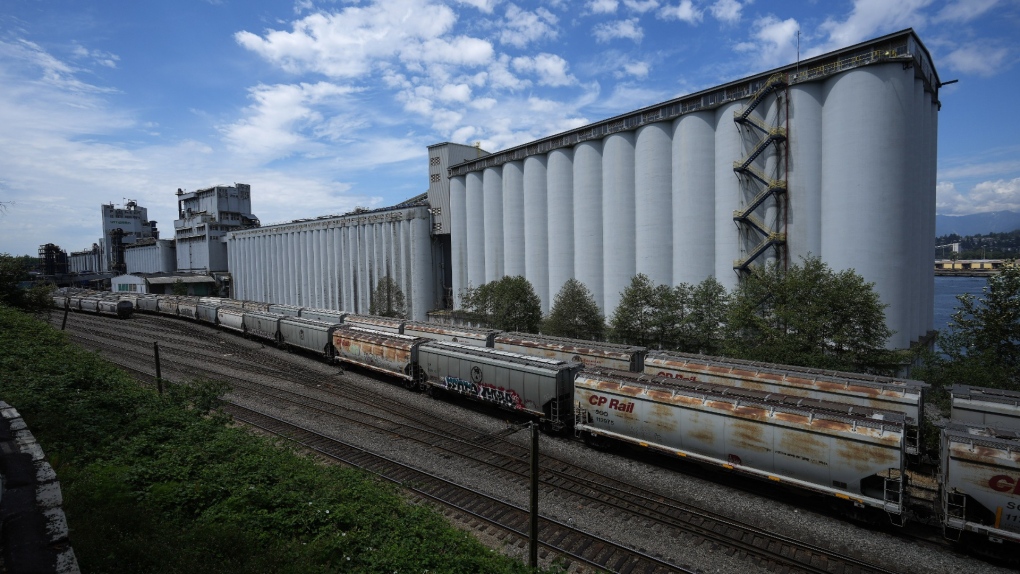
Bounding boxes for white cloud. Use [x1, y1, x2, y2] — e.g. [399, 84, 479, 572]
[486, 54, 530, 90]
[588, 0, 619, 14]
[235, 0, 493, 78]
[735, 15, 800, 69]
[512, 53, 576, 86]
[816, 0, 933, 52]
[622, 60, 650, 78]
[221, 82, 358, 162]
[453, 0, 499, 13]
[709, 0, 744, 24]
[593, 18, 644, 43]
[943, 44, 1011, 77]
[658, 0, 702, 24]
[623, 0, 659, 13]
[438, 83, 472, 102]
[937, 178, 1020, 215]
[933, 0, 999, 23]
[499, 4, 559, 48]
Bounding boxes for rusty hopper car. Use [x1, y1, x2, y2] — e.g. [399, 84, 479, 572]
[176, 297, 199, 320]
[243, 311, 283, 343]
[951, 385, 1020, 431]
[494, 332, 646, 372]
[402, 322, 500, 347]
[279, 317, 339, 360]
[344, 314, 405, 334]
[418, 341, 583, 429]
[299, 308, 348, 325]
[574, 369, 907, 519]
[217, 307, 246, 334]
[941, 423, 1020, 546]
[268, 304, 303, 317]
[645, 351, 928, 454]
[331, 326, 428, 383]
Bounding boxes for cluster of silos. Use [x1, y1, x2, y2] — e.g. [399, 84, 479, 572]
[449, 59, 938, 350]
[226, 205, 434, 321]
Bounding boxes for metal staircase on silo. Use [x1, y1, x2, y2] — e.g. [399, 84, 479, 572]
[732, 73, 788, 274]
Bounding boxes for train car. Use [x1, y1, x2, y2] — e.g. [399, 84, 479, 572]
[299, 308, 347, 324]
[950, 385, 1020, 430]
[418, 341, 582, 429]
[79, 296, 102, 313]
[494, 332, 646, 372]
[217, 307, 246, 334]
[176, 297, 200, 321]
[243, 311, 283, 343]
[645, 350, 928, 454]
[940, 423, 1020, 548]
[344, 314, 405, 334]
[97, 298, 133, 319]
[135, 295, 160, 314]
[573, 368, 907, 521]
[402, 322, 500, 347]
[241, 300, 271, 312]
[196, 301, 221, 325]
[278, 317, 338, 361]
[268, 304, 303, 317]
[331, 326, 428, 384]
[157, 296, 180, 317]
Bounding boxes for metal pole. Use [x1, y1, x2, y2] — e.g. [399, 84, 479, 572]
[60, 301, 69, 330]
[530, 422, 539, 570]
[153, 341, 163, 395]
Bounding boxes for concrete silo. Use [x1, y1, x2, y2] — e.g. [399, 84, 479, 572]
[602, 131, 636, 313]
[573, 141, 605, 310]
[635, 123, 673, 288]
[524, 155, 550, 308]
[548, 148, 575, 303]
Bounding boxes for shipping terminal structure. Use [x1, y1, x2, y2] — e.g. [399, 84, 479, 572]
[227, 28, 940, 350]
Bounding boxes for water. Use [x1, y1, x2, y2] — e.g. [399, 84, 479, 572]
[933, 276, 988, 332]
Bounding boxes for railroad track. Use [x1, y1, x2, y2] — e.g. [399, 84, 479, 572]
[226, 404, 685, 573]
[54, 311, 912, 573]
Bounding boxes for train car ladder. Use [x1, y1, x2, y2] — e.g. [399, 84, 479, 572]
[884, 469, 906, 526]
[943, 490, 966, 541]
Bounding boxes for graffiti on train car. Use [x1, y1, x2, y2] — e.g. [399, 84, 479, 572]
[441, 376, 523, 410]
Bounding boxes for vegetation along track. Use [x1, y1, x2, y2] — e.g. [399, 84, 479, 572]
[53, 311, 908, 574]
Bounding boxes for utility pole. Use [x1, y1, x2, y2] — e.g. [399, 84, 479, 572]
[530, 421, 539, 570]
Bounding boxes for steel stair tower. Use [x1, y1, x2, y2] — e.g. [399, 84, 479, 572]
[732, 73, 788, 275]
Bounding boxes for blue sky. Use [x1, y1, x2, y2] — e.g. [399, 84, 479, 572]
[0, 0, 1017, 257]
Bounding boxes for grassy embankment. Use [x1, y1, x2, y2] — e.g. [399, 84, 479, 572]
[0, 306, 553, 573]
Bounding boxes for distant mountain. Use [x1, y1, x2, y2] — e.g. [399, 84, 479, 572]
[936, 211, 1020, 237]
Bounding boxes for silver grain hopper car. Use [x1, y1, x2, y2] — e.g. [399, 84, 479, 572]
[243, 311, 282, 343]
[299, 308, 348, 325]
[940, 423, 1020, 546]
[177, 297, 200, 320]
[344, 314, 405, 334]
[574, 369, 907, 521]
[241, 300, 272, 312]
[494, 332, 646, 372]
[136, 295, 160, 313]
[950, 385, 1020, 430]
[156, 296, 180, 316]
[402, 322, 500, 347]
[217, 307, 246, 334]
[645, 350, 928, 454]
[278, 317, 339, 360]
[268, 304, 303, 317]
[419, 341, 582, 429]
[196, 301, 222, 324]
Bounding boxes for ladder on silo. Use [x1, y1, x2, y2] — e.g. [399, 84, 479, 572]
[732, 73, 789, 275]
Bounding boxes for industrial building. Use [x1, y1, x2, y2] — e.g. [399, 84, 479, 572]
[434, 28, 939, 350]
[174, 184, 259, 273]
[124, 238, 176, 274]
[226, 196, 435, 320]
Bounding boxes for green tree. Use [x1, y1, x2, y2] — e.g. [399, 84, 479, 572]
[0, 253, 51, 312]
[369, 275, 407, 318]
[608, 274, 659, 347]
[460, 275, 542, 332]
[171, 279, 188, 296]
[684, 276, 730, 355]
[724, 257, 894, 373]
[914, 265, 1020, 394]
[544, 278, 604, 340]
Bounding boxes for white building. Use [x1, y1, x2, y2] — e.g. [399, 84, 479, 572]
[174, 184, 259, 273]
[125, 239, 177, 274]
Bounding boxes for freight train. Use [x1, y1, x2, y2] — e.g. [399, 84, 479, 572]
[51, 289, 1020, 561]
